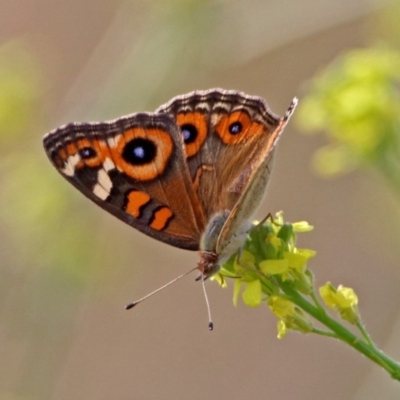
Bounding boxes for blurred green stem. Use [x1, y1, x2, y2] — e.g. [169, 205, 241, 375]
[376, 155, 400, 200]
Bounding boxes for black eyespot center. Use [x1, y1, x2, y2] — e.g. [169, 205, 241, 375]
[79, 147, 96, 159]
[229, 121, 243, 135]
[181, 123, 198, 144]
[122, 137, 157, 165]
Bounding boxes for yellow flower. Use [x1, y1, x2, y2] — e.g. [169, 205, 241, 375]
[268, 296, 295, 319]
[271, 211, 284, 227]
[292, 221, 314, 232]
[259, 259, 289, 275]
[285, 251, 307, 274]
[265, 233, 282, 249]
[277, 320, 287, 339]
[268, 296, 313, 337]
[236, 250, 256, 269]
[211, 273, 227, 288]
[242, 279, 262, 308]
[233, 279, 242, 307]
[319, 282, 359, 324]
[218, 211, 316, 313]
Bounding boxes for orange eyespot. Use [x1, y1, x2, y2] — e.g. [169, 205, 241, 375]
[54, 138, 112, 170]
[176, 112, 207, 158]
[215, 111, 263, 145]
[76, 139, 102, 168]
[114, 128, 174, 181]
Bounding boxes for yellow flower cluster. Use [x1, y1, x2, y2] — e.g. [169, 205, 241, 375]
[216, 212, 316, 337]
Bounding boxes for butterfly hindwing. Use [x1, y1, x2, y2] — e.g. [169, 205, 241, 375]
[156, 89, 283, 221]
[216, 98, 297, 255]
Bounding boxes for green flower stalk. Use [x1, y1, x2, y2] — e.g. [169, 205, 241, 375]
[214, 212, 400, 381]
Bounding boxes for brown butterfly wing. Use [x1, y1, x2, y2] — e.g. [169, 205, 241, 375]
[156, 89, 283, 220]
[43, 113, 206, 250]
[216, 99, 297, 254]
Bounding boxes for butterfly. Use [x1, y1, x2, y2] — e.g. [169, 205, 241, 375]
[43, 89, 296, 319]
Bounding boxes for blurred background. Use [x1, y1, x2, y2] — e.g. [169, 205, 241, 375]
[1, 0, 400, 399]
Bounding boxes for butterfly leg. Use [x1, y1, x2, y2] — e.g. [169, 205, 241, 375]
[253, 212, 280, 230]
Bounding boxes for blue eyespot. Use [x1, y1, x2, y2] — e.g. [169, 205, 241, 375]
[229, 122, 242, 135]
[79, 147, 96, 159]
[181, 124, 198, 144]
[122, 138, 156, 165]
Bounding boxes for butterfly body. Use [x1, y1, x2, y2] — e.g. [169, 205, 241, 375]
[43, 89, 296, 278]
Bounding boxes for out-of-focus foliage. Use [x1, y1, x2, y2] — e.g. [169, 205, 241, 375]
[0, 40, 117, 399]
[0, 41, 42, 141]
[0, 41, 104, 284]
[297, 47, 400, 184]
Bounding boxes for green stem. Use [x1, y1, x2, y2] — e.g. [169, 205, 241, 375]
[278, 282, 400, 381]
[310, 291, 326, 314]
[312, 328, 339, 338]
[356, 321, 374, 346]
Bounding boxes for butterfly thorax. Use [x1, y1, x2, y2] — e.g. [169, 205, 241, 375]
[196, 211, 226, 277]
[198, 210, 252, 279]
[198, 209, 257, 279]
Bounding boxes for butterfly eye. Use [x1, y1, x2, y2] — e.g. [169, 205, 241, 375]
[228, 121, 242, 135]
[181, 123, 198, 144]
[79, 147, 96, 159]
[122, 138, 157, 165]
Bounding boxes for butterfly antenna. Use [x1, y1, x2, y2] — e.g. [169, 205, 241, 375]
[125, 267, 198, 310]
[200, 273, 214, 331]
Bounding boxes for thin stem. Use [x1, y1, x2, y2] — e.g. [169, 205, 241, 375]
[312, 328, 338, 339]
[310, 291, 326, 314]
[276, 281, 400, 380]
[356, 321, 374, 346]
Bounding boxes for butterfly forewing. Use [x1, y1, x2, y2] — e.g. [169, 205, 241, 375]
[43, 113, 206, 250]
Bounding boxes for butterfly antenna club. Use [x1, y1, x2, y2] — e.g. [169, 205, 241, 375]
[200, 274, 214, 331]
